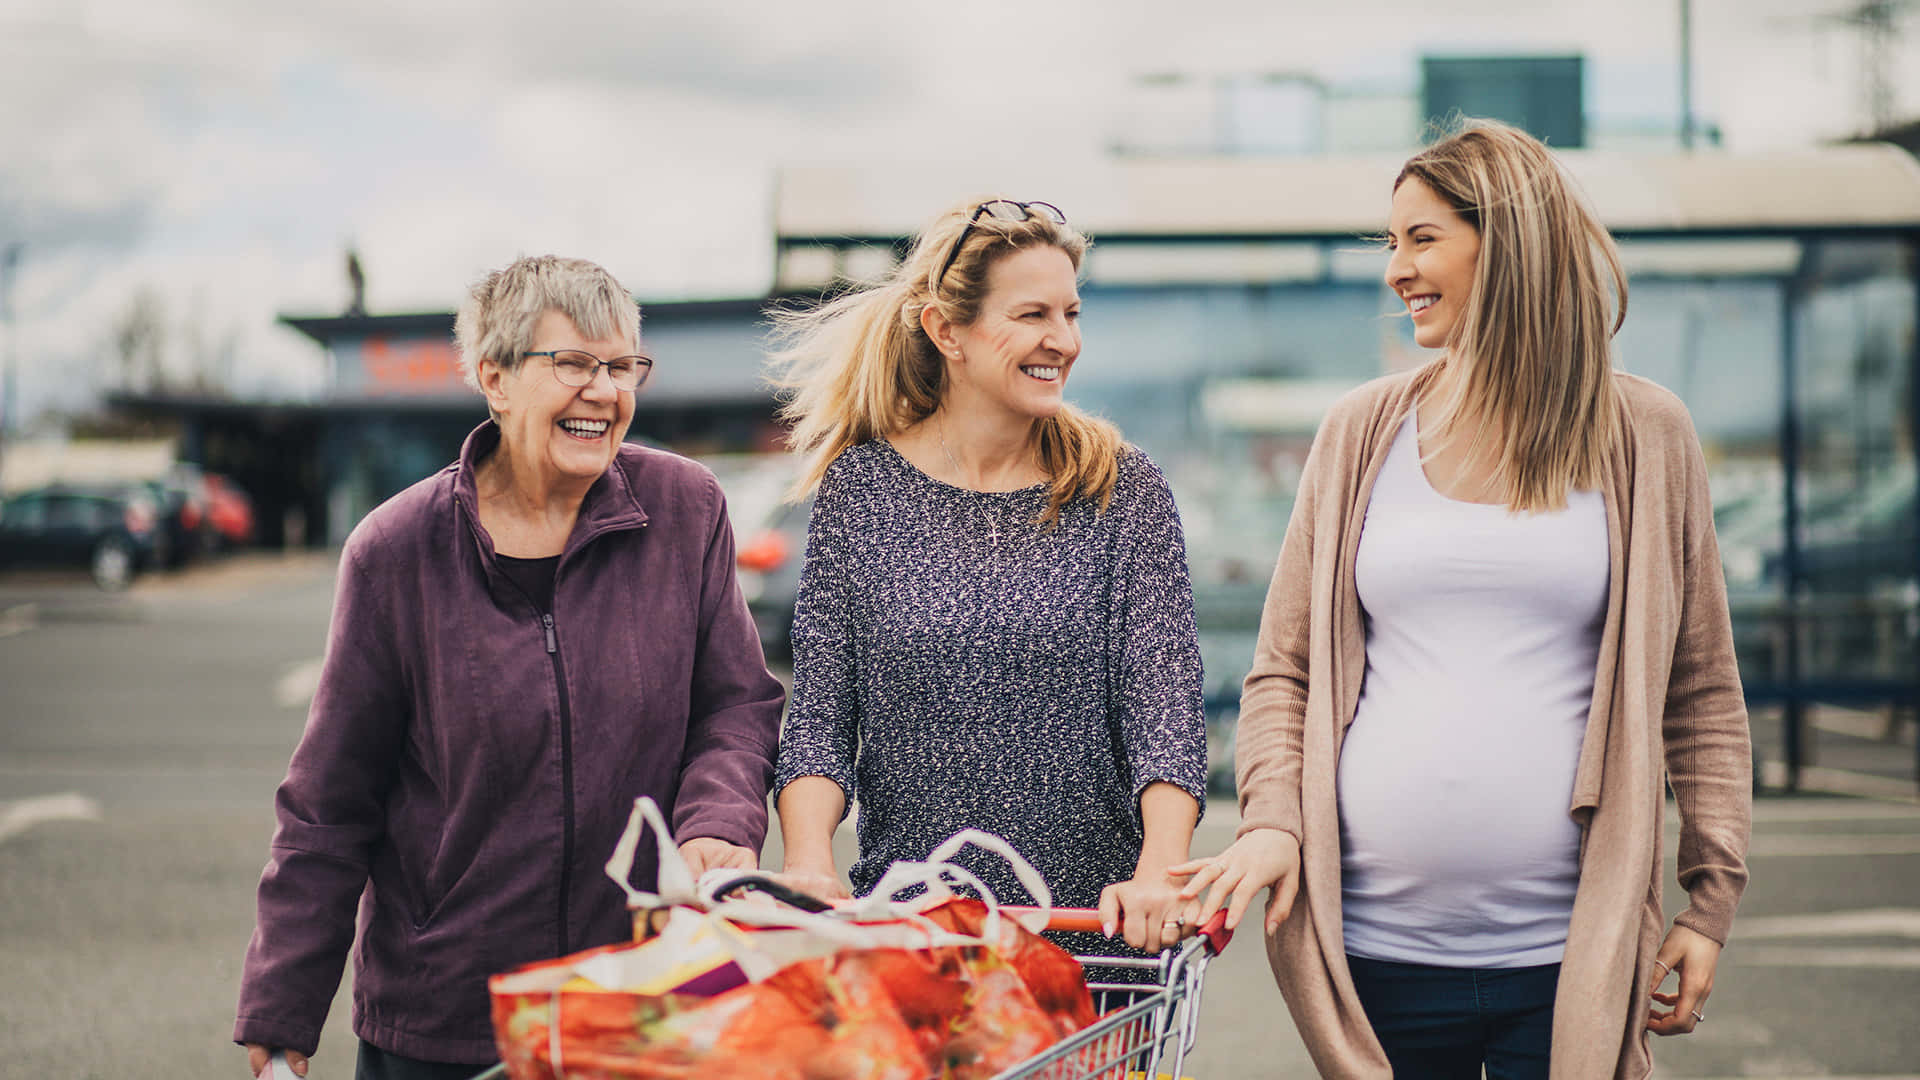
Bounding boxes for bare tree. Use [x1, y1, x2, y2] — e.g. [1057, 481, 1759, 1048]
[111, 288, 166, 391]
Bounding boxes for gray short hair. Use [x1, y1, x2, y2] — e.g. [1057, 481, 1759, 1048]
[453, 255, 641, 390]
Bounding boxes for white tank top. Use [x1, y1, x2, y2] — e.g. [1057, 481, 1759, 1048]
[1339, 414, 1609, 968]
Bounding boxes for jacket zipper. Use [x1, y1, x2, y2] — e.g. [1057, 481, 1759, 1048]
[544, 611, 576, 958]
[457, 479, 644, 961]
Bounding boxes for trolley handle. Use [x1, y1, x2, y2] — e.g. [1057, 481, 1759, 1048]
[1005, 906, 1234, 956]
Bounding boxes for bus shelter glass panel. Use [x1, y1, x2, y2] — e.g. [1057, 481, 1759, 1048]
[1074, 278, 1397, 790]
[1614, 270, 1787, 691]
[1078, 280, 1397, 598]
[323, 414, 479, 545]
[1791, 239, 1918, 692]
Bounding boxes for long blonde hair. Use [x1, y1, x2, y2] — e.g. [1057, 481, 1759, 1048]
[1400, 119, 1626, 512]
[767, 199, 1122, 526]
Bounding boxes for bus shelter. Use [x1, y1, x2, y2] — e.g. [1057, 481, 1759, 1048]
[775, 146, 1920, 795]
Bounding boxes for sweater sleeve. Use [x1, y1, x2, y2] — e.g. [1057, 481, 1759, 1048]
[1234, 427, 1329, 844]
[234, 538, 407, 1056]
[672, 479, 787, 850]
[1110, 454, 1209, 811]
[1661, 414, 1754, 946]
[772, 470, 860, 814]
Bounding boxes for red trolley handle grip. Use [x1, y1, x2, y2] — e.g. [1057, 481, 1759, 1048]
[1003, 906, 1234, 955]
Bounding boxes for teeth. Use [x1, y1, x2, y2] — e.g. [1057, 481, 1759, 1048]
[1022, 366, 1061, 381]
[559, 419, 608, 437]
[1410, 296, 1437, 313]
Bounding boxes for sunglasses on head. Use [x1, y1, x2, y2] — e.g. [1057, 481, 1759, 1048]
[935, 199, 1068, 288]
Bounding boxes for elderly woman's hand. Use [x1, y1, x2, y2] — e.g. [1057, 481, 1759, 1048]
[243, 1045, 305, 1077]
[678, 837, 759, 879]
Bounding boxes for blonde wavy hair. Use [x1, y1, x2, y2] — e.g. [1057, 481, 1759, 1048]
[1400, 118, 1626, 512]
[766, 199, 1122, 527]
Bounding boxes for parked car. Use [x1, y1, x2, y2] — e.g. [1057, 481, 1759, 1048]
[199, 471, 256, 549]
[703, 453, 811, 663]
[129, 475, 207, 569]
[0, 484, 165, 589]
[162, 463, 223, 556]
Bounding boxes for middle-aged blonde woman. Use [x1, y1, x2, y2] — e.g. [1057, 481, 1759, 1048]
[235, 255, 785, 1080]
[1175, 120, 1753, 1079]
[768, 198, 1210, 955]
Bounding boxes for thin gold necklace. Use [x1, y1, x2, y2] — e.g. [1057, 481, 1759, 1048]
[936, 414, 999, 544]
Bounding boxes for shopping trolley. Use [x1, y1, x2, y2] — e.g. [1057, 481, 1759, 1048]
[421, 902, 1232, 1080]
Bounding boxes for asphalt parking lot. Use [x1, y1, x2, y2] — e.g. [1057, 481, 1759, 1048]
[2, 553, 1916, 1079]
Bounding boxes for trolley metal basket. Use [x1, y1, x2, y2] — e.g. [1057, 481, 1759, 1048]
[989, 906, 1232, 1080]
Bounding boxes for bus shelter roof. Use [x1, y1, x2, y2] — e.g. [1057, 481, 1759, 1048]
[776, 143, 1920, 246]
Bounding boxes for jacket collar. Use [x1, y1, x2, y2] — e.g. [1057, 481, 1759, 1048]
[451, 420, 650, 568]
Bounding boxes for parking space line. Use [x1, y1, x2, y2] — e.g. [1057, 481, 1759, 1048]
[1735, 908, 1920, 939]
[1760, 762, 1919, 804]
[273, 657, 324, 709]
[1746, 798, 1920, 824]
[1749, 834, 1920, 857]
[0, 792, 103, 844]
[0, 602, 39, 638]
[1736, 946, 1920, 968]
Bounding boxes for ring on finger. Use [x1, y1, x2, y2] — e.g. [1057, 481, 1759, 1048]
[1652, 959, 1670, 976]
[1690, 1009, 1705, 1024]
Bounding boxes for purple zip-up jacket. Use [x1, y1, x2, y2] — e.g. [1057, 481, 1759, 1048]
[234, 421, 785, 1064]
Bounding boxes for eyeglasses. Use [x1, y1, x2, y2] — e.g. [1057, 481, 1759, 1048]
[523, 349, 654, 392]
[935, 199, 1068, 289]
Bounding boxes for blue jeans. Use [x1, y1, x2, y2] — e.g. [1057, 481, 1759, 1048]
[1346, 954, 1559, 1080]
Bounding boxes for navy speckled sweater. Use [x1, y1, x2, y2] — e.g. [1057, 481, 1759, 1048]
[775, 438, 1207, 910]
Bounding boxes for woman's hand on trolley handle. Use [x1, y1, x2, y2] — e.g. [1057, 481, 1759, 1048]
[1098, 860, 1201, 954]
[1169, 827, 1302, 937]
[772, 775, 855, 902]
[243, 1043, 305, 1078]
[774, 858, 853, 903]
[1099, 780, 1206, 953]
[678, 837, 760, 878]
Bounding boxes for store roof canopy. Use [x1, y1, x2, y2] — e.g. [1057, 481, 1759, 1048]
[776, 144, 1920, 244]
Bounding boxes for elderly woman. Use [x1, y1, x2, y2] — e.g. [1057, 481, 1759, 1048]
[234, 255, 785, 1079]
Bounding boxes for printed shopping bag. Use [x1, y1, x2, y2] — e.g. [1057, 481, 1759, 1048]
[487, 797, 1097, 1080]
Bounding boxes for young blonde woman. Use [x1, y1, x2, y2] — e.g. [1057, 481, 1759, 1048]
[1175, 121, 1753, 1078]
[768, 199, 1209, 954]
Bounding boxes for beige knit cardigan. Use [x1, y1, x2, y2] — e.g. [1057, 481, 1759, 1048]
[1236, 363, 1753, 1079]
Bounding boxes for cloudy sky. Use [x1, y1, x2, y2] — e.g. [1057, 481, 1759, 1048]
[1, 0, 1914, 423]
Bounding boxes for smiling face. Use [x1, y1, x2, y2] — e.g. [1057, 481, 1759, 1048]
[1386, 176, 1483, 350]
[481, 308, 638, 491]
[944, 245, 1082, 423]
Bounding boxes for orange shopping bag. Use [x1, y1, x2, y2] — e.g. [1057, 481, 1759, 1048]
[487, 799, 1097, 1080]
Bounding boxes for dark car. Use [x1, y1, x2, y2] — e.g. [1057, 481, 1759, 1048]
[0, 485, 165, 590]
